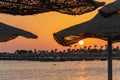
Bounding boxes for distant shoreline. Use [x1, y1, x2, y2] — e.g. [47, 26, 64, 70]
[0, 55, 120, 62]
[1, 48, 120, 61]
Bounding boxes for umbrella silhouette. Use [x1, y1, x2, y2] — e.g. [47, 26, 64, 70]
[99, 0, 120, 18]
[0, 22, 37, 42]
[0, 0, 105, 15]
[53, 1, 120, 80]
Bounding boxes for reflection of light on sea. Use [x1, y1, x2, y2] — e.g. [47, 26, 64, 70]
[79, 61, 87, 80]
[72, 61, 87, 80]
[74, 76, 86, 80]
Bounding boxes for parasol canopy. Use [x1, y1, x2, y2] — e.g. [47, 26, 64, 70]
[53, 1, 120, 80]
[0, 0, 105, 15]
[0, 22, 38, 42]
[99, 0, 120, 17]
[53, 12, 120, 46]
[53, 0, 120, 46]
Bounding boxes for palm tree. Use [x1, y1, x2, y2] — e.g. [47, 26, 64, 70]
[63, 50, 66, 53]
[88, 46, 91, 50]
[54, 49, 58, 52]
[105, 44, 108, 51]
[15, 49, 20, 54]
[100, 46, 104, 51]
[74, 45, 77, 50]
[69, 45, 72, 50]
[51, 50, 54, 53]
[84, 46, 87, 50]
[94, 45, 97, 49]
[34, 49, 37, 53]
[116, 46, 119, 51]
[67, 49, 71, 52]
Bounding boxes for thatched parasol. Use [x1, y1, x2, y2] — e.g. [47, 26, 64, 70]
[0, 0, 105, 15]
[53, 13, 120, 46]
[53, 1, 120, 80]
[0, 22, 38, 42]
[99, 0, 120, 17]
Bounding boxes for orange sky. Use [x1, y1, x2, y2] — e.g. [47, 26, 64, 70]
[0, 0, 119, 52]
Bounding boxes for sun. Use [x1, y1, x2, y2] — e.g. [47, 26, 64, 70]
[79, 40, 84, 45]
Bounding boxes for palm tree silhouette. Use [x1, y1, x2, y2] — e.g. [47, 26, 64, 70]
[88, 46, 91, 51]
[105, 44, 108, 50]
[100, 46, 104, 51]
[84, 46, 87, 50]
[94, 45, 97, 50]
[116, 46, 119, 51]
[74, 45, 77, 50]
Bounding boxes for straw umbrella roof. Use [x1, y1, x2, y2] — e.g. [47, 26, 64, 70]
[53, 1, 120, 46]
[0, 22, 38, 42]
[0, 0, 105, 15]
[99, 0, 120, 17]
[54, 1, 119, 80]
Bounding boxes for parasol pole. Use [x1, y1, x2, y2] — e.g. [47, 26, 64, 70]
[108, 37, 112, 80]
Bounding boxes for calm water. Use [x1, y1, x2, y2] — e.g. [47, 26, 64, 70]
[0, 60, 120, 80]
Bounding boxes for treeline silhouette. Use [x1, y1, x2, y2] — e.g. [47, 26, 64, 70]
[0, 45, 120, 61]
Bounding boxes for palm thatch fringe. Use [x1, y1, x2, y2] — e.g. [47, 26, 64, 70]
[0, 22, 37, 42]
[0, 0, 105, 15]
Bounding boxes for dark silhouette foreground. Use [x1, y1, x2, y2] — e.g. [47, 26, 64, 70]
[0, 0, 105, 15]
[0, 22, 37, 42]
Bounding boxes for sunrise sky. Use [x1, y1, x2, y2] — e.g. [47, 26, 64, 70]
[0, 0, 119, 52]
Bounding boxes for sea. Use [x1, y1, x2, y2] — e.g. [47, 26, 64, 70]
[0, 60, 120, 80]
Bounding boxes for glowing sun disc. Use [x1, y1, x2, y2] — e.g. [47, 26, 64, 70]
[79, 40, 84, 45]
